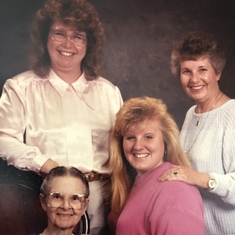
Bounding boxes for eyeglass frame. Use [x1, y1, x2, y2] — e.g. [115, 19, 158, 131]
[49, 28, 87, 47]
[45, 192, 88, 210]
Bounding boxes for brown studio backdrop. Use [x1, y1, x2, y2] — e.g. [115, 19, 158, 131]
[0, 0, 235, 234]
[1, 0, 235, 127]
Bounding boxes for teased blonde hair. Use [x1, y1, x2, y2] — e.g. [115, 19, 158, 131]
[109, 96, 191, 214]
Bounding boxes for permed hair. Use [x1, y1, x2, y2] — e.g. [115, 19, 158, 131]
[29, 0, 104, 80]
[170, 31, 226, 77]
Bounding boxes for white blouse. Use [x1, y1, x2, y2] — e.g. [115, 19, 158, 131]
[0, 70, 123, 174]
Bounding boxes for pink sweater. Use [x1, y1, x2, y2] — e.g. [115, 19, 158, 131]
[110, 162, 205, 235]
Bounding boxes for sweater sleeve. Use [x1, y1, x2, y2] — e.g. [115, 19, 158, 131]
[209, 103, 235, 206]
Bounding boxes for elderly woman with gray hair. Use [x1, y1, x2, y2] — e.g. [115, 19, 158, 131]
[30, 166, 90, 235]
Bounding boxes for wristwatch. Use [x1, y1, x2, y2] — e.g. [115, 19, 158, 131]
[208, 177, 217, 190]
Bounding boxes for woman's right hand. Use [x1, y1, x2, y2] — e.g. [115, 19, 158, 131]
[158, 165, 210, 189]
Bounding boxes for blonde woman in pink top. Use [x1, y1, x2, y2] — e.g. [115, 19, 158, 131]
[108, 96, 205, 235]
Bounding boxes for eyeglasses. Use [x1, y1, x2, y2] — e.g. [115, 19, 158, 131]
[49, 29, 87, 47]
[46, 192, 87, 209]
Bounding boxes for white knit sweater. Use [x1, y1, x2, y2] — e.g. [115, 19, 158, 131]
[180, 99, 235, 235]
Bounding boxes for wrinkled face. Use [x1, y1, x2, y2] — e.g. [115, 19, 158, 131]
[180, 57, 221, 103]
[47, 21, 87, 75]
[40, 176, 88, 231]
[123, 119, 165, 176]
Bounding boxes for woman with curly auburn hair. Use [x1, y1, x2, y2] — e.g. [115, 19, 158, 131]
[108, 96, 205, 235]
[30, 0, 104, 80]
[0, 0, 123, 234]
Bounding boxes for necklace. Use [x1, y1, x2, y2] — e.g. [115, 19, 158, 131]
[184, 92, 224, 153]
[195, 91, 223, 126]
[184, 112, 210, 154]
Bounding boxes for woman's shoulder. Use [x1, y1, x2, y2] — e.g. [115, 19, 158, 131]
[5, 70, 42, 87]
[218, 100, 235, 127]
[186, 105, 196, 114]
[158, 180, 203, 214]
[93, 76, 119, 90]
[166, 179, 200, 195]
[89, 76, 122, 103]
[157, 165, 202, 202]
[215, 99, 235, 121]
[10, 70, 39, 80]
[222, 99, 235, 110]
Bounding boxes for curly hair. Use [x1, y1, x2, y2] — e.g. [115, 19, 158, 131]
[171, 31, 226, 78]
[29, 0, 104, 80]
[109, 96, 191, 214]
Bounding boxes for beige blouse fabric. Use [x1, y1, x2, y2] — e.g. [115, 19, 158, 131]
[0, 70, 123, 174]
